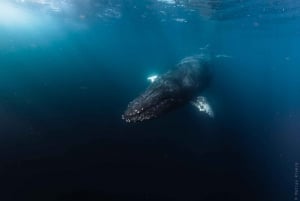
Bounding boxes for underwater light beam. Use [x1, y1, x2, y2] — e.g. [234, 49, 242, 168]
[0, 1, 35, 28]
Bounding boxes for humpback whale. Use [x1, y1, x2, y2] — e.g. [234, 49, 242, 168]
[122, 55, 214, 123]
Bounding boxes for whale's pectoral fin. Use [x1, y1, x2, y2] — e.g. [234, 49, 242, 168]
[190, 96, 214, 118]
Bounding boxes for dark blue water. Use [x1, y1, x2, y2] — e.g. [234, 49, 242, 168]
[0, 1, 299, 200]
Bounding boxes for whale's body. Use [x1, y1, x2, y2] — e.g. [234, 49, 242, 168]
[122, 55, 212, 123]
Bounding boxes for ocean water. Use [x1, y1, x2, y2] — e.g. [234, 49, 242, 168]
[0, 1, 299, 201]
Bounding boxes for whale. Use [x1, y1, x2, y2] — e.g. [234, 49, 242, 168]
[122, 55, 214, 123]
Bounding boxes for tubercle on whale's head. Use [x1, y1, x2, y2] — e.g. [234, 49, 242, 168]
[122, 78, 181, 123]
[122, 98, 176, 123]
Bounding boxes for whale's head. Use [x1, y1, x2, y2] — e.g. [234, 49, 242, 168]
[122, 77, 184, 123]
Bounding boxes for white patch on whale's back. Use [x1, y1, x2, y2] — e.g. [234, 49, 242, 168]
[147, 75, 158, 83]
